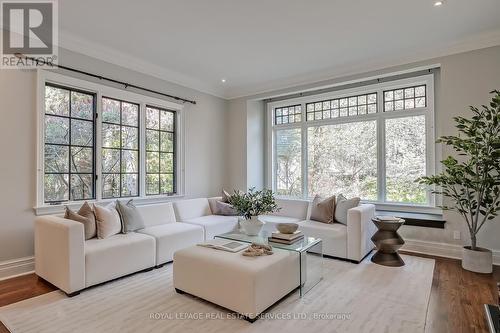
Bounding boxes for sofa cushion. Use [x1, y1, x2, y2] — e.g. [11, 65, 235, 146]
[64, 202, 96, 240]
[174, 198, 212, 221]
[335, 194, 361, 225]
[213, 201, 238, 216]
[136, 202, 176, 227]
[116, 199, 145, 233]
[207, 197, 221, 215]
[270, 198, 310, 220]
[298, 220, 347, 258]
[183, 215, 239, 240]
[84, 233, 155, 287]
[137, 223, 204, 265]
[310, 195, 335, 224]
[93, 201, 122, 239]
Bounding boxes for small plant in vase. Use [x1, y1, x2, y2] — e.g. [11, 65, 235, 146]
[418, 90, 500, 273]
[228, 188, 280, 235]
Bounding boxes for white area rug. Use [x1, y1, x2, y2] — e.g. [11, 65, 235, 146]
[0, 254, 434, 333]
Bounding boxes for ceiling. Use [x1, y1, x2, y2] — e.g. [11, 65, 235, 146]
[58, 0, 500, 99]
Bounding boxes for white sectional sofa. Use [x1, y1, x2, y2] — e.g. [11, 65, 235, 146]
[174, 198, 239, 240]
[35, 202, 205, 296]
[34, 196, 375, 296]
[260, 198, 376, 263]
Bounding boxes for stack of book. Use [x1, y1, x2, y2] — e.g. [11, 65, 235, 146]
[268, 231, 304, 245]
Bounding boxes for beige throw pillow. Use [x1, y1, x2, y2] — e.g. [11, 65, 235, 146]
[94, 201, 122, 239]
[335, 194, 361, 225]
[309, 195, 336, 224]
[215, 201, 238, 216]
[221, 189, 232, 203]
[64, 202, 97, 240]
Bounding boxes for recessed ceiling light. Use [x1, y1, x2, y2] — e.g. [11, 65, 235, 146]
[434, 1, 444, 6]
[221, 78, 226, 83]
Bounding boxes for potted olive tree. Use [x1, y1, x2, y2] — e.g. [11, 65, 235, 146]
[228, 188, 279, 235]
[418, 90, 500, 273]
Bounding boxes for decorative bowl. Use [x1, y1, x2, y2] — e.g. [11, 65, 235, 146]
[276, 223, 299, 234]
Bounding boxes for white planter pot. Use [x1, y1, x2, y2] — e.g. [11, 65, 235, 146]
[462, 246, 493, 274]
[240, 216, 264, 236]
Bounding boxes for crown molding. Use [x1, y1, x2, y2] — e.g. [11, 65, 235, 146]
[57, 28, 500, 101]
[225, 29, 500, 100]
[58, 30, 226, 99]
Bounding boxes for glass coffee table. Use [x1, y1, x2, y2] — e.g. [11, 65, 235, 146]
[215, 230, 323, 296]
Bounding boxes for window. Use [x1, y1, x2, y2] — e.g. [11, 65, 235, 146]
[44, 84, 96, 203]
[269, 74, 434, 208]
[385, 115, 426, 203]
[306, 92, 377, 121]
[275, 105, 301, 125]
[308, 121, 377, 200]
[145, 106, 176, 195]
[101, 97, 140, 199]
[384, 85, 426, 111]
[275, 128, 301, 196]
[38, 71, 183, 209]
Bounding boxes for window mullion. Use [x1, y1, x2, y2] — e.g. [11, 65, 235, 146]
[301, 103, 308, 199]
[377, 90, 386, 203]
[139, 103, 146, 197]
[95, 92, 103, 201]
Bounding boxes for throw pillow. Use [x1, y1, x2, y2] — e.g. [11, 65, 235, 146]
[221, 189, 232, 203]
[116, 199, 146, 233]
[93, 201, 122, 239]
[335, 194, 361, 225]
[309, 195, 336, 224]
[64, 201, 97, 240]
[215, 201, 238, 216]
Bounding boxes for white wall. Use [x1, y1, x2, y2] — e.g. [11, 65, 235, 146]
[227, 45, 500, 259]
[0, 48, 228, 264]
[1, 44, 499, 274]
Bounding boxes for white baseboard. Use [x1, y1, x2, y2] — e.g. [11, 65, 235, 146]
[402, 239, 500, 266]
[0, 257, 35, 281]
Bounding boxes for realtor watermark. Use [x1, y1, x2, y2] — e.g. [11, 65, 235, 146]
[149, 311, 351, 321]
[1, 0, 58, 68]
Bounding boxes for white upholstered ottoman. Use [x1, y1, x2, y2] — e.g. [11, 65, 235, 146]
[173, 245, 300, 321]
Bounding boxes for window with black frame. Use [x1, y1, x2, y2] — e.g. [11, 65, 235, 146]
[101, 97, 140, 198]
[145, 106, 176, 195]
[44, 84, 96, 203]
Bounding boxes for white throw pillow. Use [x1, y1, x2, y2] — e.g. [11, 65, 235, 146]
[94, 201, 122, 239]
[335, 194, 361, 225]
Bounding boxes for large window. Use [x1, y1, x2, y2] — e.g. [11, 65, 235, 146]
[270, 75, 434, 208]
[44, 84, 96, 203]
[101, 97, 140, 199]
[145, 106, 176, 195]
[39, 72, 183, 208]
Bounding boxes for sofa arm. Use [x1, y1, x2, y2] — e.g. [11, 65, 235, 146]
[35, 216, 85, 294]
[346, 204, 376, 262]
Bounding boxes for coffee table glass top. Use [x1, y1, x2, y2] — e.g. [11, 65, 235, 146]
[215, 230, 321, 252]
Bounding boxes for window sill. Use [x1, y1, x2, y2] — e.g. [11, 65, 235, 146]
[375, 210, 446, 229]
[34, 194, 185, 216]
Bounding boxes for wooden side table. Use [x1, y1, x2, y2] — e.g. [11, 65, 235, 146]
[371, 217, 405, 267]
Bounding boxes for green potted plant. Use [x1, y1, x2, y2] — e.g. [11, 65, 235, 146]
[418, 90, 500, 273]
[228, 188, 280, 235]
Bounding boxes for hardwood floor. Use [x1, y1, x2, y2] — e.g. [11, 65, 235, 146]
[0, 274, 56, 333]
[0, 254, 498, 333]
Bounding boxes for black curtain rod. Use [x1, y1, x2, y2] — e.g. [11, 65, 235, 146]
[15, 53, 197, 105]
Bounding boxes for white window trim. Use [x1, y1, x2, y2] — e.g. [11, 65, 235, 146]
[266, 73, 440, 214]
[35, 70, 185, 215]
